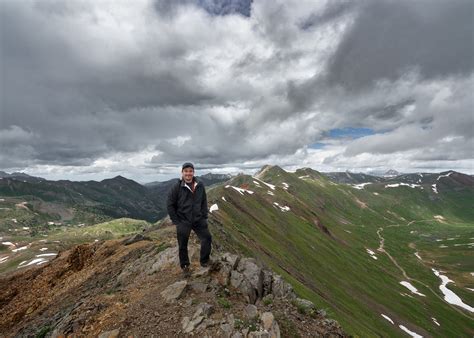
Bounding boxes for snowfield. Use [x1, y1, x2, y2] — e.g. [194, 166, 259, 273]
[399, 281, 425, 296]
[431, 268, 474, 313]
[352, 183, 372, 190]
[385, 183, 421, 189]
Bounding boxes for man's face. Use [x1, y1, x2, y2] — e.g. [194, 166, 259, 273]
[182, 167, 194, 182]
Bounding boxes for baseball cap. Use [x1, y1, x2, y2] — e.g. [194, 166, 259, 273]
[182, 162, 194, 170]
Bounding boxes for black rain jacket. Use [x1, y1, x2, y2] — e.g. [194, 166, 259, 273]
[167, 176, 208, 227]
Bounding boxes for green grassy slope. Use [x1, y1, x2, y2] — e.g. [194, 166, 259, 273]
[0, 218, 153, 275]
[206, 165, 474, 337]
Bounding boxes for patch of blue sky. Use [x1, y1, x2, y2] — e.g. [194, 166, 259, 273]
[309, 127, 387, 149]
[328, 127, 376, 139]
[309, 142, 326, 149]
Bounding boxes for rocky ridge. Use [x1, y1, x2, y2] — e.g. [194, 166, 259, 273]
[0, 229, 347, 337]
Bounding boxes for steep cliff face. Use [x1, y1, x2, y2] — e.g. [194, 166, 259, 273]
[0, 225, 346, 337]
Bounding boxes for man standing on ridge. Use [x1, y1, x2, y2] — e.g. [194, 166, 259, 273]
[167, 162, 213, 277]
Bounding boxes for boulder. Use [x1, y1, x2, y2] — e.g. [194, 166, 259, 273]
[182, 315, 205, 333]
[148, 246, 197, 275]
[220, 323, 233, 337]
[293, 298, 316, 314]
[189, 281, 209, 293]
[193, 302, 214, 318]
[221, 252, 240, 269]
[215, 262, 234, 286]
[160, 280, 187, 303]
[230, 270, 244, 288]
[244, 304, 258, 319]
[237, 258, 264, 299]
[261, 312, 280, 338]
[271, 274, 295, 300]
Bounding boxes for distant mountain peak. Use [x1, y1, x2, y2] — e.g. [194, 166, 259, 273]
[200, 172, 233, 179]
[383, 169, 400, 177]
[0, 171, 45, 182]
[253, 164, 286, 179]
[101, 175, 138, 185]
[295, 167, 323, 177]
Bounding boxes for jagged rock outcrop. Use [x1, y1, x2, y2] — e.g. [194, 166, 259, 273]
[151, 247, 346, 337]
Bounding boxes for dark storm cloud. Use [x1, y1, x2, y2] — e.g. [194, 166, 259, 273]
[299, 1, 355, 30]
[1, 0, 214, 166]
[153, 0, 253, 17]
[326, 0, 474, 90]
[1, 1, 211, 114]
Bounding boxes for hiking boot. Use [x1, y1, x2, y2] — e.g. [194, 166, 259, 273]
[182, 265, 191, 278]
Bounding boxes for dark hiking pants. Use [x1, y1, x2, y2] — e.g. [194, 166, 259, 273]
[176, 220, 212, 268]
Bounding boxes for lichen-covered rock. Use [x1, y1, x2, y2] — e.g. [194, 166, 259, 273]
[321, 318, 345, 336]
[148, 246, 197, 275]
[182, 315, 205, 333]
[220, 322, 233, 337]
[245, 283, 259, 304]
[262, 269, 273, 296]
[237, 258, 264, 299]
[189, 281, 209, 293]
[260, 312, 280, 338]
[271, 274, 295, 300]
[194, 302, 214, 318]
[147, 246, 177, 274]
[244, 304, 258, 319]
[222, 252, 240, 269]
[230, 270, 244, 288]
[160, 280, 187, 303]
[293, 297, 316, 314]
[214, 252, 239, 286]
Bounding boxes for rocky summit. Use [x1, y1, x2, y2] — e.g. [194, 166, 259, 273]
[0, 225, 346, 337]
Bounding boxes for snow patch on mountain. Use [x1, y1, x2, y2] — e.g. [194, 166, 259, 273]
[225, 185, 254, 195]
[399, 281, 425, 296]
[431, 268, 474, 312]
[210, 204, 219, 213]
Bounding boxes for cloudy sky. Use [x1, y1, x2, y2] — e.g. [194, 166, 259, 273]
[1, 0, 473, 183]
